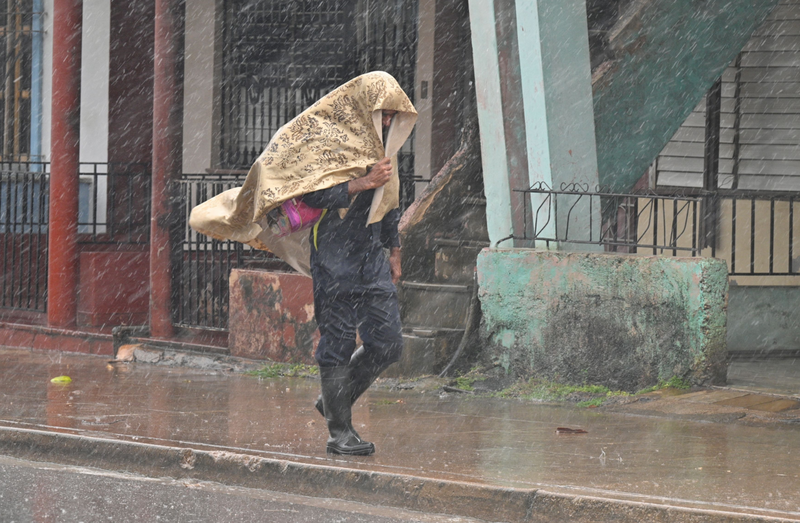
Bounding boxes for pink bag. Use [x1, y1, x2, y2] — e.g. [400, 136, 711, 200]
[265, 197, 324, 237]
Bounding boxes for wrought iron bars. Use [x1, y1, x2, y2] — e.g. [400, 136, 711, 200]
[0, 0, 34, 161]
[220, 0, 353, 169]
[0, 161, 151, 313]
[219, 0, 418, 205]
[76, 162, 150, 244]
[173, 174, 282, 330]
[0, 162, 47, 311]
[517, 183, 800, 277]
[519, 183, 703, 256]
[725, 194, 800, 276]
[172, 171, 430, 330]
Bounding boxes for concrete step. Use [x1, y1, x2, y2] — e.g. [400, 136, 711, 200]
[398, 281, 472, 330]
[384, 328, 464, 377]
[433, 238, 489, 284]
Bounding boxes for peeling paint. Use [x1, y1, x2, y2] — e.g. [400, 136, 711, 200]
[228, 270, 318, 363]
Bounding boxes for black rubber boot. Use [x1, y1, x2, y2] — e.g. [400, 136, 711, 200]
[315, 347, 389, 417]
[320, 365, 375, 456]
[349, 355, 391, 404]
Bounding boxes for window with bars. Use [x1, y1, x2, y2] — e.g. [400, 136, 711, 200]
[0, 0, 34, 162]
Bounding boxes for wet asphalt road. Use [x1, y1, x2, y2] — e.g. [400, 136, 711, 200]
[0, 454, 487, 523]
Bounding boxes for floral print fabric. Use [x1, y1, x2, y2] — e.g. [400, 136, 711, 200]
[188, 71, 417, 275]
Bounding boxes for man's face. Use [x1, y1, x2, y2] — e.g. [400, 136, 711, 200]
[381, 110, 397, 130]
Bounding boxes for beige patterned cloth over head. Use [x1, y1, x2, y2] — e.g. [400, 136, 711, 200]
[189, 71, 417, 276]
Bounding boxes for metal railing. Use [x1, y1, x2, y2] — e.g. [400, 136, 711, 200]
[1, 162, 150, 313]
[721, 192, 800, 277]
[219, 0, 418, 171]
[1, 164, 48, 311]
[173, 174, 281, 330]
[516, 183, 800, 278]
[77, 162, 150, 244]
[173, 171, 428, 330]
[518, 182, 703, 255]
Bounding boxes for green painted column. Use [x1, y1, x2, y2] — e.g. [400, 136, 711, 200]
[468, 0, 513, 246]
[516, 0, 601, 249]
[469, 0, 601, 249]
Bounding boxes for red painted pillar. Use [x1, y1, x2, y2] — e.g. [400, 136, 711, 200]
[48, 0, 82, 328]
[150, 0, 184, 338]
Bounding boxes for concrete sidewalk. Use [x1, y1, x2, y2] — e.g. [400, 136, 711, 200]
[1, 346, 799, 522]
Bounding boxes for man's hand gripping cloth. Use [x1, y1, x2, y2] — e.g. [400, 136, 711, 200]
[188, 71, 417, 276]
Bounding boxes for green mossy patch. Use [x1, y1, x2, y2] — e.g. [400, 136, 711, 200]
[490, 373, 691, 408]
[449, 368, 488, 392]
[246, 363, 319, 379]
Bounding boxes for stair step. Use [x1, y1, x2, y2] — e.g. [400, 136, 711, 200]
[383, 329, 463, 377]
[404, 325, 464, 338]
[400, 281, 471, 292]
[399, 282, 472, 330]
[447, 203, 489, 241]
[432, 238, 490, 249]
[432, 239, 489, 284]
[462, 196, 486, 207]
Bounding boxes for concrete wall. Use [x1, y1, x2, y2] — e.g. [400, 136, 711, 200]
[41, 0, 52, 161]
[413, 0, 434, 184]
[80, 0, 110, 163]
[78, 251, 149, 327]
[477, 249, 728, 391]
[108, 0, 154, 165]
[728, 286, 800, 354]
[41, 0, 109, 163]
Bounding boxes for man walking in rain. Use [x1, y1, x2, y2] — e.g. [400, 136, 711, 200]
[189, 72, 417, 456]
[303, 110, 403, 456]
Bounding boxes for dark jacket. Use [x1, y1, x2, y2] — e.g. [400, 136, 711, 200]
[303, 183, 400, 292]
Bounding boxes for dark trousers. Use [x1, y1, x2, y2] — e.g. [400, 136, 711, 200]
[313, 282, 403, 368]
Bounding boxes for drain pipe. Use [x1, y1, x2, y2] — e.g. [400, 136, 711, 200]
[439, 269, 481, 378]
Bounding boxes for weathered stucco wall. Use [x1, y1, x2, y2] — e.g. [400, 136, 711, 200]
[477, 249, 728, 391]
[228, 270, 318, 363]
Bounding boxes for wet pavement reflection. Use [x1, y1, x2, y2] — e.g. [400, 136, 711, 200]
[1, 348, 799, 519]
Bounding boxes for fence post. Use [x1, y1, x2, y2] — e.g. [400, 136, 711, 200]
[701, 78, 721, 250]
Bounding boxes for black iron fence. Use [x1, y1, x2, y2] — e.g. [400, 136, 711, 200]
[516, 183, 800, 277]
[721, 193, 800, 277]
[517, 182, 703, 255]
[220, 0, 417, 169]
[77, 162, 151, 244]
[1, 163, 47, 311]
[173, 174, 280, 330]
[1, 162, 150, 313]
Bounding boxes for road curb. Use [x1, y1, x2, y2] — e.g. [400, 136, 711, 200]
[0, 425, 795, 523]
